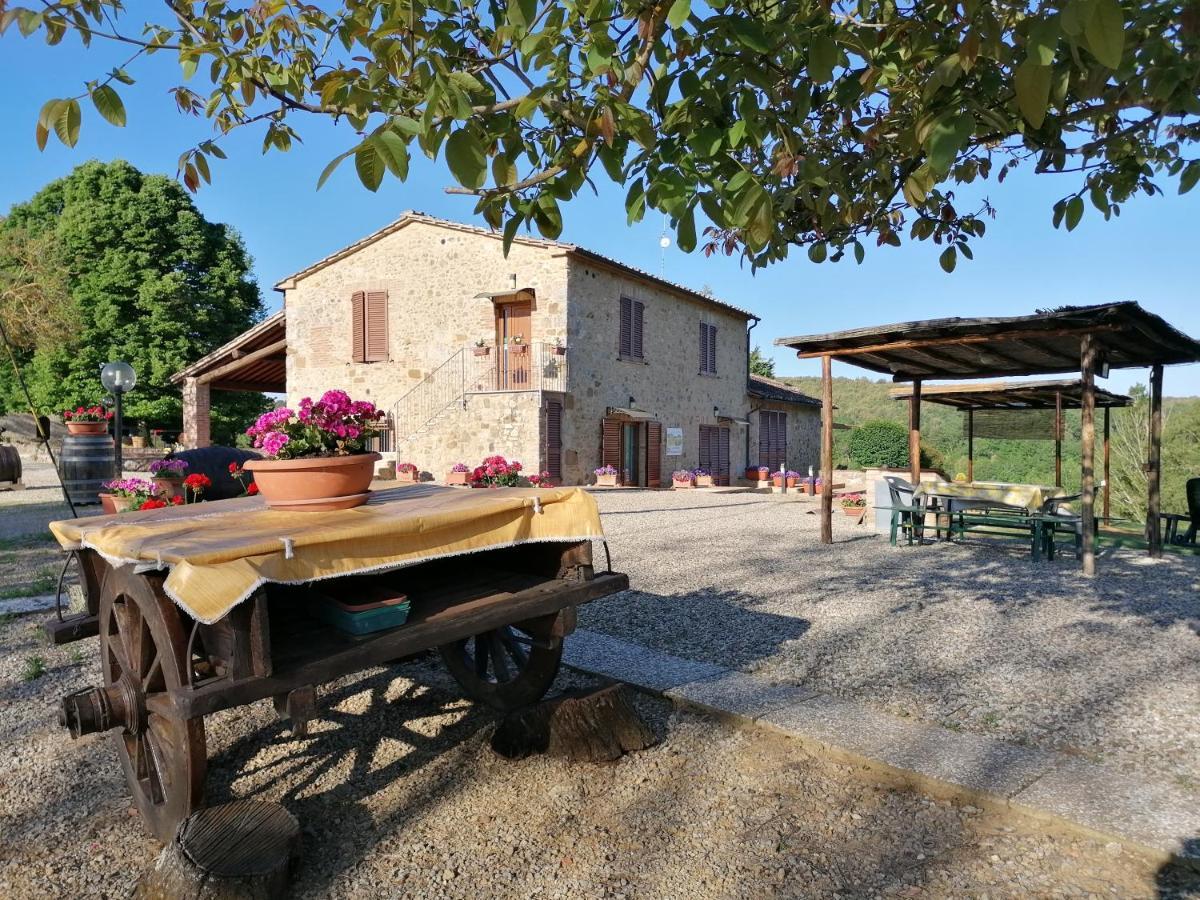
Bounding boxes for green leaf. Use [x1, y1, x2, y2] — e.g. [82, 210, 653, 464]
[506, 0, 537, 29]
[745, 190, 773, 249]
[533, 194, 562, 240]
[53, 99, 80, 148]
[1064, 195, 1084, 231]
[390, 116, 421, 137]
[1061, 0, 1096, 36]
[316, 149, 353, 189]
[36, 99, 64, 151]
[667, 0, 690, 29]
[1026, 16, 1061, 67]
[90, 84, 126, 127]
[181, 55, 198, 80]
[447, 71, 485, 96]
[373, 130, 410, 180]
[1180, 161, 1200, 195]
[625, 180, 646, 225]
[444, 129, 486, 190]
[354, 141, 384, 192]
[808, 35, 838, 83]
[1014, 61, 1051, 129]
[1083, 0, 1123, 68]
[731, 19, 770, 53]
[676, 205, 697, 253]
[808, 242, 827, 263]
[853, 241, 865, 265]
[939, 246, 957, 273]
[926, 112, 974, 176]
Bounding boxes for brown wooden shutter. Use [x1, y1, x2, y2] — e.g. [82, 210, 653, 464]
[364, 290, 388, 362]
[350, 291, 366, 362]
[717, 426, 730, 485]
[708, 324, 717, 374]
[698, 424, 713, 473]
[646, 421, 662, 488]
[619, 297, 632, 357]
[777, 412, 787, 471]
[699, 322, 707, 372]
[632, 301, 644, 359]
[601, 417, 621, 475]
[546, 401, 563, 480]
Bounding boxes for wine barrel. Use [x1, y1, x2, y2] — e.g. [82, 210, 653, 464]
[0, 445, 21, 485]
[60, 434, 116, 506]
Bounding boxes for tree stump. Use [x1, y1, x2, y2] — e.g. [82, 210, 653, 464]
[490, 683, 656, 763]
[134, 800, 300, 900]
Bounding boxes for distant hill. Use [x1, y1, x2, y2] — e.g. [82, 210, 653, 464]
[780, 375, 1200, 520]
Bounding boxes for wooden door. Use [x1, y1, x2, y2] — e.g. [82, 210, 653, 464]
[621, 422, 641, 486]
[495, 301, 532, 389]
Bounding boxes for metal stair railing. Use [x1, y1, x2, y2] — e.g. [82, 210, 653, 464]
[392, 348, 465, 440]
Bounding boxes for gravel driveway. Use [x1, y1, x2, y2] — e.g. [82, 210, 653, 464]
[582, 489, 1200, 794]
[1, 615, 1195, 898]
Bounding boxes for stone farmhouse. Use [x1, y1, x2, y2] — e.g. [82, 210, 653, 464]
[174, 213, 820, 486]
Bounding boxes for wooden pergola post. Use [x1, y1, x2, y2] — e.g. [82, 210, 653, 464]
[820, 355, 834, 544]
[1080, 336, 1097, 576]
[1054, 389, 1063, 487]
[909, 378, 922, 486]
[1147, 363, 1164, 557]
[1103, 407, 1111, 522]
[966, 408, 974, 482]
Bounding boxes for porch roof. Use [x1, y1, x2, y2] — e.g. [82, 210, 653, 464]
[170, 311, 286, 392]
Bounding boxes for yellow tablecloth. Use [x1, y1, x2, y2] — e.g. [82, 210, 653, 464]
[49, 485, 605, 624]
[913, 481, 1068, 513]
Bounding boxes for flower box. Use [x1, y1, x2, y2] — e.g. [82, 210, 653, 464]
[595, 474, 618, 487]
[396, 469, 418, 483]
[746, 467, 770, 481]
[446, 470, 470, 486]
[695, 474, 714, 488]
[472, 346, 490, 357]
[671, 470, 694, 489]
[510, 343, 528, 355]
[551, 345, 567, 356]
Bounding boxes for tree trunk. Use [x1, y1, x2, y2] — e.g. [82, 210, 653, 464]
[134, 801, 300, 900]
[490, 683, 656, 763]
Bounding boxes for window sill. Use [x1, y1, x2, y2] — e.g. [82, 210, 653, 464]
[617, 356, 649, 365]
[698, 371, 719, 377]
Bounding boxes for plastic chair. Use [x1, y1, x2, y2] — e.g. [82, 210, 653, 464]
[884, 475, 930, 545]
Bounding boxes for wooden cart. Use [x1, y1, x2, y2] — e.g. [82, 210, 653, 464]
[55, 538, 627, 842]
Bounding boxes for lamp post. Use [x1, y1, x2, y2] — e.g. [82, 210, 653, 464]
[100, 361, 137, 476]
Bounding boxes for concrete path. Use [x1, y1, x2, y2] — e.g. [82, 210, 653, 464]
[564, 627, 1200, 867]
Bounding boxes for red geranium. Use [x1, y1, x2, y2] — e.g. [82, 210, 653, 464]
[246, 482, 259, 495]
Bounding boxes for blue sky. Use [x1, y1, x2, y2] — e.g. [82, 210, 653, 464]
[2, 30, 1198, 395]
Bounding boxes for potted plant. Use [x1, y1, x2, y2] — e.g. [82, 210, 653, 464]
[130, 425, 148, 449]
[396, 462, 419, 483]
[785, 470, 801, 489]
[800, 477, 824, 495]
[551, 340, 567, 356]
[62, 405, 112, 436]
[594, 464, 618, 487]
[229, 462, 260, 497]
[527, 470, 554, 487]
[446, 462, 470, 485]
[746, 465, 769, 482]
[672, 469, 695, 489]
[99, 477, 158, 514]
[509, 335, 528, 355]
[841, 492, 868, 519]
[470, 455, 523, 487]
[693, 468, 714, 488]
[149, 457, 188, 496]
[472, 339, 490, 357]
[771, 470, 786, 488]
[242, 390, 384, 511]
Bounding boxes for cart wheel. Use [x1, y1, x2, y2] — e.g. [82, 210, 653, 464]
[438, 611, 564, 711]
[99, 565, 207, 843]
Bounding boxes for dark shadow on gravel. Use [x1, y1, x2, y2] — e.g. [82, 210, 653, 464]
[1155, 836, 1200, 898]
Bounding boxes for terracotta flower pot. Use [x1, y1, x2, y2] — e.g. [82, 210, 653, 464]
[772, 476, 784, 488]
[446, 470, 470, 485]
[510, 343, 528, 355]
[746, 468, 769, 481]
[98, 492, 135, 514]
[695, 475, 714, 488]
[130, 436, 147, 449]
[785, 477, 798, 488]
[67, 421, 108, 435]
[672, 478, 693, 489]
[396, 468, 418, 483]
[595, 473, 618, 486]
[472, 346, 490, 357]
[244, 452, 381, 511]
[842, 505, 865, 518]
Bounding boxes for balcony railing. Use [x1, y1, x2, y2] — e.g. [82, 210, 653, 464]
[465, 341, 568, 394]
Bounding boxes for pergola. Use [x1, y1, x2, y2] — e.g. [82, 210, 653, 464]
[776, 302, 1200, 574]
[170, 311, 286, 448]
[889, 379, 1132, 518]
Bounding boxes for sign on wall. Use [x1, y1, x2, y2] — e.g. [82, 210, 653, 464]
[665, 427, 683, 456]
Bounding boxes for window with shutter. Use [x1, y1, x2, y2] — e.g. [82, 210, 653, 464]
[350, 291, 366, 362]
[364, 291, 388, 361]
[545, 401, 563, 480]
[601, 418, 621, 475]
[699, 323, 717, 374]
[716, 426, 730, 485]
[758, 411, 788, 472]
[646, 421, 662, 488]
[632, 300, 644, 359]
[620, 297, 644, 360]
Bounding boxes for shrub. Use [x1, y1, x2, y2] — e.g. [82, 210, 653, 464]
[848, 420, 909, 468]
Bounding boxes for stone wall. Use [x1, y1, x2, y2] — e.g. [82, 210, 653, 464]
[560, 258, 752, 484]
[283, 219, 570, 421]
[747, 401, 822, 476]
[401, 390, 545, 480]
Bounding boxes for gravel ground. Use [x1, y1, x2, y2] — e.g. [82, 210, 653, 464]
[1, 613, 1196, 898]
[582, 489, 1200, 794]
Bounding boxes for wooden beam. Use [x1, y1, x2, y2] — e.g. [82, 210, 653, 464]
[1080, 336, 1097, 576]
[967, 409, 974, 482]
[820, 355, 833, 545]
[794, 324, 1120, 360]
[1054, 390, 1063, 487]
[1103, 406, 1111, 522]
[197, 339, 288, 385]
[1147, 363, 1164, 557]
[909, 378, 922, 486]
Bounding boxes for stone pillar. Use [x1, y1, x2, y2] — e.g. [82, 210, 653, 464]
[182, 377, 211, 448]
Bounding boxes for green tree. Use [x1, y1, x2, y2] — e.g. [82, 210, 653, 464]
[749, 346, 775, 378]
[0, 160, 268, 438]
[849, 420, 909, 468]
[7, 1, 1197, 270]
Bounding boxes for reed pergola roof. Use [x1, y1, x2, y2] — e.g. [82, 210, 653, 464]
[776, 302, 1200, 381]
[888, 379, 1132, 410]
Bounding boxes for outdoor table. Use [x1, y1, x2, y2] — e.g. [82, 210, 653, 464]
[46, 484, 628, 842]
[912, 480, 1069, 514]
